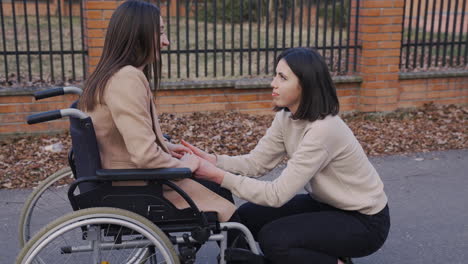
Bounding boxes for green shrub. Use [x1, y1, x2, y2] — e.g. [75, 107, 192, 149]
[195, 0, 293, 24]
[317, 0, 349, 28]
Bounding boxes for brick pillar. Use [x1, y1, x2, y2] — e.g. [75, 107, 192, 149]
[84, 1, 120, 75]
[356, 0, 404, 112]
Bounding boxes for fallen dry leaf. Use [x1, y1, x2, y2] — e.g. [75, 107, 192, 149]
[1, 103, 466, 189]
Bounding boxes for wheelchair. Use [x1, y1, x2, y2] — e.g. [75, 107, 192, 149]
[17, 87, 264, 264]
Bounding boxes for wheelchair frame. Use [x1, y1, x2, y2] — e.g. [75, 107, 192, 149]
[17, 87, 263, 264]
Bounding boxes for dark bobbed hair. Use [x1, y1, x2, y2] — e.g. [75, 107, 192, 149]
[80, 0, 162, 111]
[273, 47, 340, 122]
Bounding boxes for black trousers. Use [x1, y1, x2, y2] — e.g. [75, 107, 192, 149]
[238, 194, 390, 264]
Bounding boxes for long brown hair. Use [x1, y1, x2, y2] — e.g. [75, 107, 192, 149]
[79, 0, 162, 111]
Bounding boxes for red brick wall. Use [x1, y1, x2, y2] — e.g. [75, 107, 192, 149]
[399, 77, 468, 108]
[0, 81, 360, 136]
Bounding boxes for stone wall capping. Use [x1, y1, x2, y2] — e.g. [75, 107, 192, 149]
[399, 70, 468, 80]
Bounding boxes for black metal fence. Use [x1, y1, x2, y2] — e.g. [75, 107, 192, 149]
[401, 0, 468, 71]
[0, 0, 86, 87]
[0, 0, 361, 87]
[158, 0, 361, 81]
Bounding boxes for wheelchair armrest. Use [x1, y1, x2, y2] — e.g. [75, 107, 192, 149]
[95, 168, 192, 181]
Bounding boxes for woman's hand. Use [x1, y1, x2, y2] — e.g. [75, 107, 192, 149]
[181, 140, 217, 165]
[194, 158, 225, 185]
[180, 153, 200, 172]
[167, 142, 193, 159]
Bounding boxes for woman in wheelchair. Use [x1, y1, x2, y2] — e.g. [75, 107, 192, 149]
[79, 0, 238, 224]
[183, 48, 391, 264]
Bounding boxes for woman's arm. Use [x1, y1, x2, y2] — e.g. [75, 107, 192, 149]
[197, 132, 330, 207]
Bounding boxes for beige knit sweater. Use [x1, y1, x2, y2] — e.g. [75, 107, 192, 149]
[217, 110, 388, 215]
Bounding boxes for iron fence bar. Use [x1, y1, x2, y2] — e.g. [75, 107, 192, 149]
[299, 0, 303, 46]
[159, 45, 362, 55]
[35, 0, 43, 80]
[323, 0, 328, 58]
[80, 0, 85, 79]
[331, 0, 337, 70]
[400, 0, 407, 68]
[353, 0, 359, 72]
[282, 0, 286, 51]
[401, 41, 466, 47]
[290, 0, 295, 48]
[23, 0, 32, 81]
[195, 0, 199, 77]
[185, 0, 189, 78]
[176, 0, 180, 78]
[0, 1, 8, 80]
[459, 0, 467, 65]
[420, 0, 429, 68]
[465, 15, 468, 64]
[435, 0, 444, 67]
[222, 0, 226, 76]
[413, 0, 422, 69]
[213, 0, 217, 77]
[12, 0, 20, 82]
[57, 0, 65, 81]
[315, 0, 320, 50]
[240, 0, 243, 75]
[265, 0, 270, 74]
[338, 0, 344, 73]
[428, 0, 436, 67]
[449, 0, 459, 66]
[405, 0, 414, 69]
[0, 50, 87, 56]
[69, 0, 76, 80]
[257, 0, 261, 75]
[345, 0, 350, 72]
[230, 0, 234, 75]
[273, 0, 278, 62]
[248, 0, 252, 75]
[46, 0, 54, 81]
[442, 0, 452, 66]
[204, 0, 208, 76]
[166, 0, 171, 78]
[307, 0, 311, 47]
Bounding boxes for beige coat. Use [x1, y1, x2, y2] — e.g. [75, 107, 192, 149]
[84, 65, 236, 222]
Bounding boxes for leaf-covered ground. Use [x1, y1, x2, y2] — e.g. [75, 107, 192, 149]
[1, 103, 466, 189]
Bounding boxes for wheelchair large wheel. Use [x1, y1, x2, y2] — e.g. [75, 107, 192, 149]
[18, 166, 74, 246]
[16, 207, 180, 264]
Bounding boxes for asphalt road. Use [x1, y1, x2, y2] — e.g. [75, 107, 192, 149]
[1, 149, 467, 264]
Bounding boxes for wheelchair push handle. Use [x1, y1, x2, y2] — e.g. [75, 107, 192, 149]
[27, 108, 89, 124]
[34, 86, 82, 100]
[27, 110, 62, 124]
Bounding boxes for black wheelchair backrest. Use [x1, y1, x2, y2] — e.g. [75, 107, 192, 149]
[69, 101, 102, 193]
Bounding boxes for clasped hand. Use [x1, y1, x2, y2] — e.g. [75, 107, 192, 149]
[179, 140, 225, 185]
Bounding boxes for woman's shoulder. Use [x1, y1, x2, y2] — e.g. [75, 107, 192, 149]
[107, 65, 149, 89]
[113, 65, 147, 80]
[303, 115, 347, 136]
[104, 65, 150, 99]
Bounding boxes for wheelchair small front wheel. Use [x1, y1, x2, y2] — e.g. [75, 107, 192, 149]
[16, 207, 180, 264]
